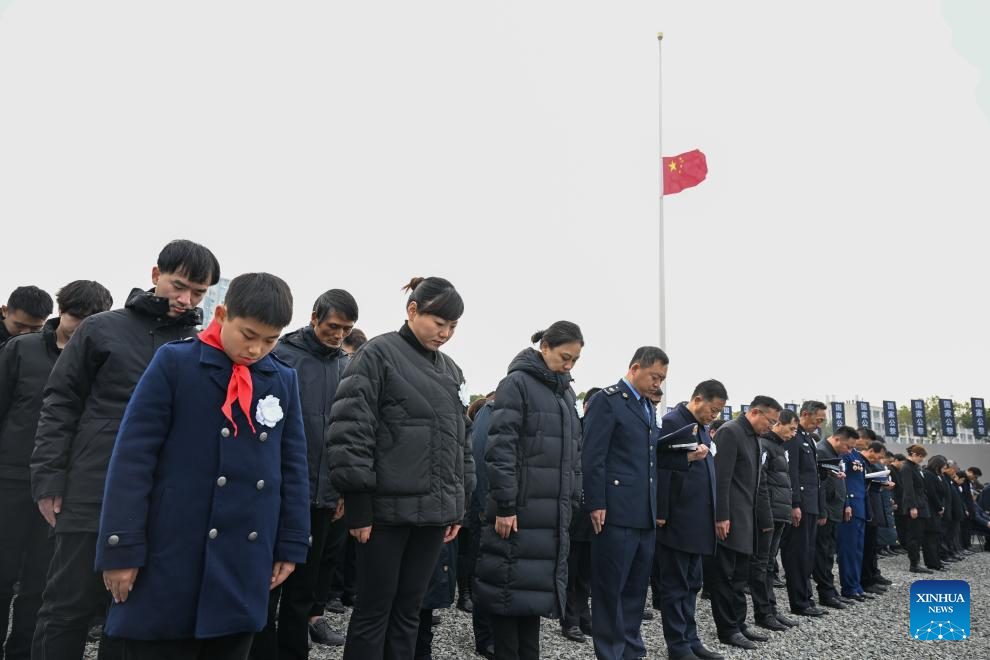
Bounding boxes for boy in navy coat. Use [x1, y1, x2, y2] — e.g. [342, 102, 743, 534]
[96, 273, 311, 660]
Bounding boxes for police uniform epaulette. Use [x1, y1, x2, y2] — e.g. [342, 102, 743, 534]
[604, 385, 620, 396]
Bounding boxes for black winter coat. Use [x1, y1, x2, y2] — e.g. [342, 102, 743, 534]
[759, 431, 793, 524]
[923, 469, 947, 520]
[474, 349, 581, 618]
[30, 289, 201, 532]
[899, 461, 931, 519]
[328, 326, 475, 528]
[712, 416, 762, 555]
[816, 439, 847, 522]
[273, 326, 348, 509]
[0, 318, 62, 483]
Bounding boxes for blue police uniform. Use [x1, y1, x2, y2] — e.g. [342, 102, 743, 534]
[779, 426, 825, 613]
[836, 448, 870, 597]
[96, 338, 311, 640]
[582, 379, 660, 660]
[653, 403, 716, 658]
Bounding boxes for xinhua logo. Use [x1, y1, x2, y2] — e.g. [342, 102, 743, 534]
[910, 580, 970, 641]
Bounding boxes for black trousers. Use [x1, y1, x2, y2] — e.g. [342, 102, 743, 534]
[748, 522, 785, 619]
[861, 524, 880, 587]
[702, 546, 750, 640]
[812, 519, 839, 601]
[121, 633, 253, 660]
[489, 614, 540, 660]
[342, 525, 445, 660]
[414, 608, 434, 660]
[0, 485, 54, 660]
[328, 531, 357, 607]
[900, 515, 941, 568]
[655, 544, 704, 657]
[780, 514, 816, 612]
[32, 531, 124, 660]
[456, 521, 479, 602]
[922, 518, 943, 568]
[561, 539, 591, 631]
[250, 506, 344, 660]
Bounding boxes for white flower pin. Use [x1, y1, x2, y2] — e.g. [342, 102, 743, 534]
[256, 395, 284, 428]
[458, 382, 470, 407]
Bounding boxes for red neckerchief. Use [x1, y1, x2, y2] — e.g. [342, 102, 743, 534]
[198, 320, 256, 437]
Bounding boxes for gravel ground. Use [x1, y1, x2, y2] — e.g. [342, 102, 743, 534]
[74, 548, 989, 659]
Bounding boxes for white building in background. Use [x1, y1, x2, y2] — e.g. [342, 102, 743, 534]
[199, 277, 230, 326]
[830, 399, 981, 445]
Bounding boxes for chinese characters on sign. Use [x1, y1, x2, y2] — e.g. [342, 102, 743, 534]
[721, 406, 733, 421]
[831, 402, 846, 430]
[883, 401, 898, 438]
[939, 399, 957, 437]
[972, 398, 986, 440]
[911, 399, 927, 437]
[856, 401, 871, 430]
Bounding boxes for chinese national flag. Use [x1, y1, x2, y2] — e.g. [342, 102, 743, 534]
[662, 149, 708, 195]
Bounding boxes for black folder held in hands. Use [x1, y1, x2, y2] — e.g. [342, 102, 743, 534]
[658, 422, 699, 451]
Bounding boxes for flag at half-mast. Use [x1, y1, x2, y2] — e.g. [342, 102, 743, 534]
[662, 149, 707, 195]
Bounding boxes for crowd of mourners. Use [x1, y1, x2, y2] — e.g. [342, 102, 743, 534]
[1, 238, 989, 660]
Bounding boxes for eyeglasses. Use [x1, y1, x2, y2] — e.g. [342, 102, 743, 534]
[758, 409, 780, 426]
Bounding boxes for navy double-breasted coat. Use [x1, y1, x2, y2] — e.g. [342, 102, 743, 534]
[96, 338, 311, 639]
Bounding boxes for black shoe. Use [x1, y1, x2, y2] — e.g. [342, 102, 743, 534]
[326, 597, 346, 614]
[821, 597, 846, 609]
[836, 595, 856, 605]
[857, 591, 876, 599]
[876, 577, 892, 586]
[561, 625, 586, 643]
[935, 566, 949, 572]
[740, 627, 768, 642]
[309, 618, 345, 646]
[773, 576, 786, 588]
[864, 585, 886, 595]
[457, 595, 474, 613]
[642, 608, 654, 621]
[691, 644, 725, 660]
[720, 633, 757, 650]
[431, 612, 442, 625]
[910, 565, 933, 574]
[755, 616, 787, 632]
[775, 613, 799, 627]
[793, 606, 826, 617]
[701, 591, 711, 600]
[476, 646, 496, 660]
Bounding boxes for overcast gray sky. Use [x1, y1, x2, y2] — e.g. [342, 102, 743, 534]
[1, 1, 988, 408]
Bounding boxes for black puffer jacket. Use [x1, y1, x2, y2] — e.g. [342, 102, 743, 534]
[473, 348, 581, 618]
[759, 431, 793, 524]
[273, 326, 348, 509]
[899, 461, 931, 519]
[0, 318, 62, 483]
[816, 438, 848, 522]
[30, 289, 201, 532]
[328, 325, 475, 528]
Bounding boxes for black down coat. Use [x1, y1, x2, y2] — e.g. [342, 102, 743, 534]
[759, 431, 793, 524]
[473, 348, 581, 618]
[328, 326, 475, 528]
[273, 326, 349, 509]
[30, 289, 201, 532]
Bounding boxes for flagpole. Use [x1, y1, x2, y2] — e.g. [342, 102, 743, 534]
[657, 32, 667, 406]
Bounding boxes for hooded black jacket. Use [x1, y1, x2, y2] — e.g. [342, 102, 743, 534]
[473, 348, 581, 618]
[0, 318, 62, 483]
[30, 289, 201, 532]
[273, 326, 349, 509]
[759, 431, 793, 524]
[328, 325, 475, 528]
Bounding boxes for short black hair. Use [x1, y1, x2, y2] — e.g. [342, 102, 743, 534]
[342, 328, 367, 351]
[403, 276, 464, 320]
[629, 346, 669, 369]
[868, 441, 886, 454]
[157, 239, 221, 285]
[532, 321, 584, 348]
[857, 427, 879, 441]
[750, 395, 782, 412]
[691, 379, 728, 401]
[893, 453, 907, 461]
[710, 418, 727, 432]
[801, 400, 827, 415]
[832, 425, 859, 441]
[313, 289, 359, 323]
[224, 273, 293, 328]
[6, 285, 53, 319]
[779, 409, 798, 425]
[969, 467, 983, 477]
[927, 455, 947, 473]
[56, 280, 113, 318]
[583, 387, 603, 408]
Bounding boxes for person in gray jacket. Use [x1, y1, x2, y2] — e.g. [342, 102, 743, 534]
[748, 408, 800, 631]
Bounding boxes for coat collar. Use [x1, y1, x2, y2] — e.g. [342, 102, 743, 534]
[199, 340, 277, 396]
[616, 379, 651, 428]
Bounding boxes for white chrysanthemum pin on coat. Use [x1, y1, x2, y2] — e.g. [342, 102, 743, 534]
[256, 395, 284, 428]
[459, 382, 470, 407]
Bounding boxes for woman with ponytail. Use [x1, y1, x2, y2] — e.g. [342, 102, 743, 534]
[473, 321, 584, 660]
[327, 277, 475, 660]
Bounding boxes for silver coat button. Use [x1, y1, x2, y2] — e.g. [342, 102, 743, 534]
[247, 531, 258, 541]
[107, 534, 120, 546]
[209, 528, 218, 539]
[217, 476, 227, 487]
[220, 428, 231, 438]
[613, 480, 620, 486]
[256, 480, 265, 490]
[308, 535, 313, 545]
[259, 432, 268, 442]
